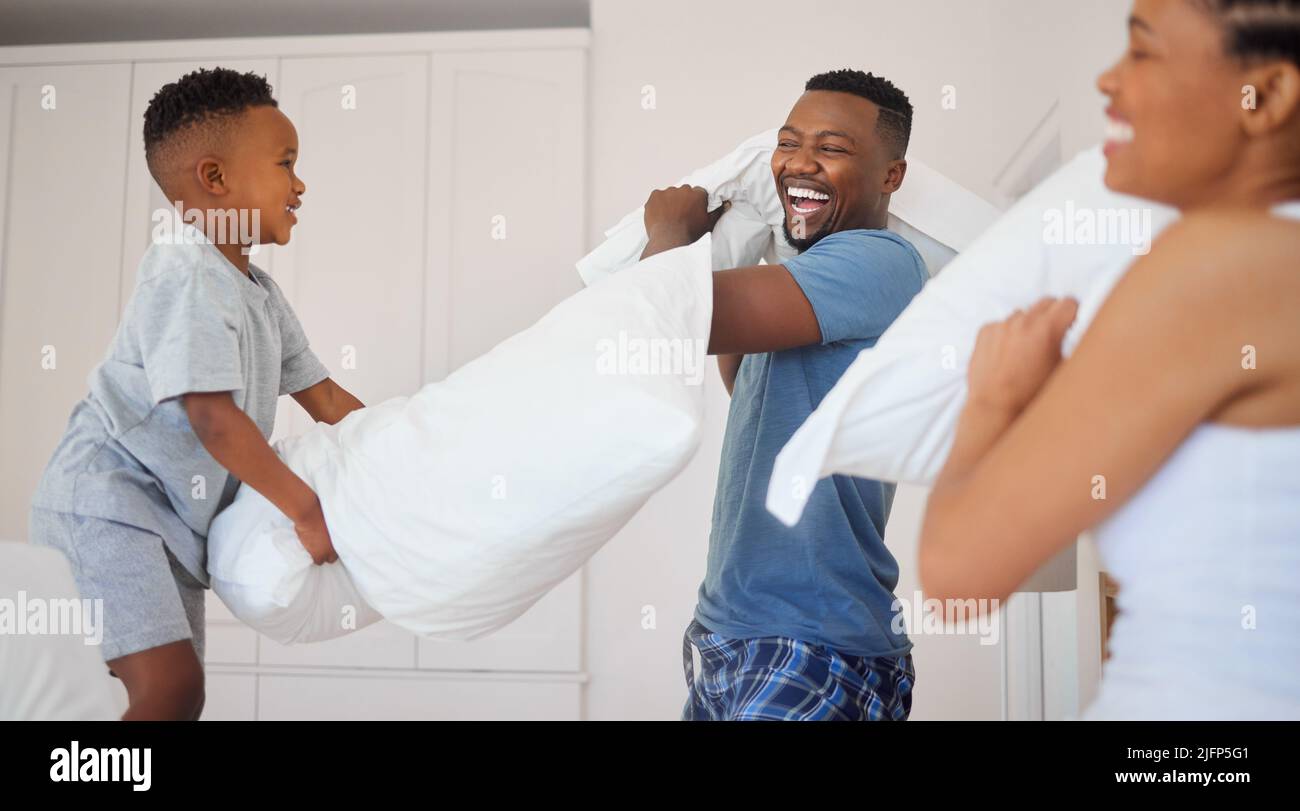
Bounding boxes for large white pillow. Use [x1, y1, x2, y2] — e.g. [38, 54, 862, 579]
[208, 236, 713, 644]
[766, 147, 1179, 526]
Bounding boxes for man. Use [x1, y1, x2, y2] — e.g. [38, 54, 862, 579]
[640, 69, 928, 721]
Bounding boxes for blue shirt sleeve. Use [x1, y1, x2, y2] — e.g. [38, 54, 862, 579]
[781, 229, 927, 345]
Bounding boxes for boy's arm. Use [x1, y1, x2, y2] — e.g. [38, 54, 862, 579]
[291, 378, 366, 425]
[183, 391, 337, 565]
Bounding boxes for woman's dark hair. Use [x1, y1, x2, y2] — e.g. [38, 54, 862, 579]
[1202, 0, 1300, 65]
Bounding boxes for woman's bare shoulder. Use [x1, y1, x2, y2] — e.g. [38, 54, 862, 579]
[1150, 207, 1300, 276]
[1127, 207, 1300, 311]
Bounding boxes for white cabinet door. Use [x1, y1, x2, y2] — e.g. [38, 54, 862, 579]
[257, 619, 416, 669]
[258, 673, 581, 720]
[201, 673, 257, 721]
[0, 65, 131, 542]
[425, 48, 586, 380]
[274, 54, 429, 427]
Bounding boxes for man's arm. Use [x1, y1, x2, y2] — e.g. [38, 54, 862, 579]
[291, 378, 365, 425]
[183, 391, 336, 564]
[641, 186, 822, 357]
[717, 354, 742, 395]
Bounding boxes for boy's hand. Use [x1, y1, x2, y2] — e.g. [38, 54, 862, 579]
[292, 498, 338, 565]
[184, 392, 342, 566]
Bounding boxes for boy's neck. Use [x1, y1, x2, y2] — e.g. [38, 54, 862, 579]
[213, 241, 252, 276]
[171, 200, 254, 276]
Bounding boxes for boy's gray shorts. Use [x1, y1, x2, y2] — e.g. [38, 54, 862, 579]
[28, 507, 205, 665]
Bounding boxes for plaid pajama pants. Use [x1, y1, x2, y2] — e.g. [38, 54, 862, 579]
[681, 619, 915, 721]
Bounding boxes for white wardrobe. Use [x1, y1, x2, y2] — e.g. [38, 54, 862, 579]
[0, 29, 589, 720]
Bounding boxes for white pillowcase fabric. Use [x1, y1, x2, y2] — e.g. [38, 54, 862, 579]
[208, 236, 714, 644]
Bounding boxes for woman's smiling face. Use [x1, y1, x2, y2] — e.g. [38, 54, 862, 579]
[1096, 0, 1252, 208]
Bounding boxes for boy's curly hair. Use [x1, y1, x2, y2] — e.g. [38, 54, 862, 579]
[143, 67, 278, 192]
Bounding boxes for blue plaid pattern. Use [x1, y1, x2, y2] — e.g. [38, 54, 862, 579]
[681, 619, 915, 721]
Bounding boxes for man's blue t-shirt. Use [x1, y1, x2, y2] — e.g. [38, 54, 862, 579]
[694, 228, 928, 658]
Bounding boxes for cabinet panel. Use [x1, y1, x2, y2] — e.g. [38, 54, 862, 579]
[274, 54, 428, 436]
[426, 49, 587, 380]
[206, 619, 258, 665]
[257, 619, 416, 669]
[259, 673, 581, 720]
[0, 65, 131, 542]
[201, 673, 257, 721]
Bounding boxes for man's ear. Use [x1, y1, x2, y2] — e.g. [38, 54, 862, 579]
[195, 156, 228, 196]
[1240, 60, 1300, 137]
[882, 159, 908, 194]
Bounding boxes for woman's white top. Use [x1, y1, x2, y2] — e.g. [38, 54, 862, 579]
[1083, 202, 1300, 720]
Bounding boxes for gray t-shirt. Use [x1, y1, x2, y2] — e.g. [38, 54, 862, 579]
[32, 230, 330, 586]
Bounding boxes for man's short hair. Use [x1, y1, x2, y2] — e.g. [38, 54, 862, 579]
[143, 67, 278, 194]
[805, 69, 913, 158]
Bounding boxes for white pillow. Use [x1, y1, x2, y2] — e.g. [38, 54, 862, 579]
[766, 147, 1179, 526]
[0, 544, 121, 720]
[208, 236, 713, 644]
[576, 128, 1002, 284]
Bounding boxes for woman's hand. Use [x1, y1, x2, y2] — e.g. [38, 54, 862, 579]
[967, 296, 1080, 417]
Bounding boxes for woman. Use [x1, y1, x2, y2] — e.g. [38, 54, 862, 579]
[919, 0, 1300, 719]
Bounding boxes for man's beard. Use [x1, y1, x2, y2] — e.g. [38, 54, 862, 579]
[782, 217, 833, 253]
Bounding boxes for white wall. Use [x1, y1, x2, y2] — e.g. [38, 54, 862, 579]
[582, 0, 1133, 720]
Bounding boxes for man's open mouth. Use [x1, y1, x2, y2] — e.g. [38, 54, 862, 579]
[784, 182, 832, 219]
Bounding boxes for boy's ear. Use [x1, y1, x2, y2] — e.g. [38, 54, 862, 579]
[196, 156, 228, 196]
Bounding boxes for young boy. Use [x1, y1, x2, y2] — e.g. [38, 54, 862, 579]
[29, 68, 364, 720]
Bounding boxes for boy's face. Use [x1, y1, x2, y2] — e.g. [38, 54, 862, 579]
[223, 105, 305, 246]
